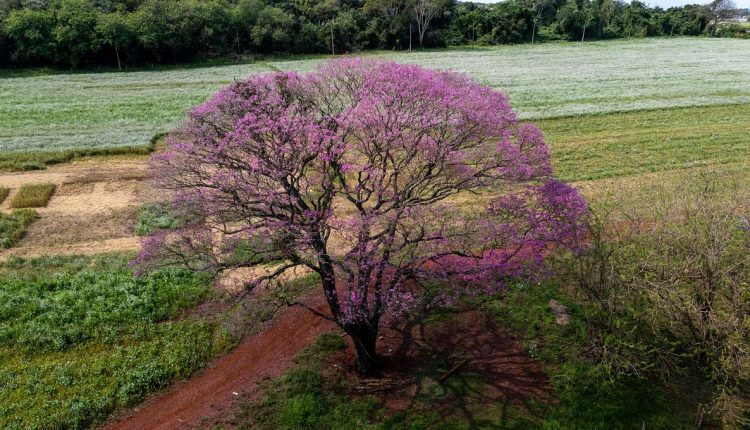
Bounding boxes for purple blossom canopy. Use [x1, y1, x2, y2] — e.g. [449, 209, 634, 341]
[134, 58, 587, 352]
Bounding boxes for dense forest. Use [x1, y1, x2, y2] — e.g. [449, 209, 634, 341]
[0, 0, 746, 68]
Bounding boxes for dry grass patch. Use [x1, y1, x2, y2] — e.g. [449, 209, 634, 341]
[0, 186, 9, 204]
[10, 183, 56, 208]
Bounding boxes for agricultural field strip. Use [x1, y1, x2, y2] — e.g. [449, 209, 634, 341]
[2, 38, 750, 153]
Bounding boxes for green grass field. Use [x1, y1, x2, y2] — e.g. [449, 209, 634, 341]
[1, 38, 749, 168]
[0, 254, 320, 429]
[0, 255, 214, 429]
[539, 104, 750, 182]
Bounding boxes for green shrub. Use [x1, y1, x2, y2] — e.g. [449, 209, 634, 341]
[134, 202, 182, 236]
[0, 209, 37, 248]
[9, 183, 56, 208]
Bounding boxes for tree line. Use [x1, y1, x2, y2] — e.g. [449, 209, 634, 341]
[0, 0, 744, 69]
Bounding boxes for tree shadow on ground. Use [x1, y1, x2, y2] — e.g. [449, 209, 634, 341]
[341, 310, 553, 429]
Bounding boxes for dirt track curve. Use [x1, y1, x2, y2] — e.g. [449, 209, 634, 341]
[103, 293, 335, 430]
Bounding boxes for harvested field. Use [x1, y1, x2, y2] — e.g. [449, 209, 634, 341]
[0, 158, 150, 260]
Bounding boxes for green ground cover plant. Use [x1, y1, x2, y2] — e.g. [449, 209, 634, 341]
[0, 186, 9, 203]
[0, 209, 37, 248]
[0, 254, 323, 430]
[9, 183, 56, 208]
[0, 254, 213, 429]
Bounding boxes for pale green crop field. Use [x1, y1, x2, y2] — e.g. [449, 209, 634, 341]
[1, 38, 750, 156]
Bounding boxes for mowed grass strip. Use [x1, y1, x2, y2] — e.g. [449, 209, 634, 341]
[10, 183, 56, 208]
[0, 209, 37, 248]
[0, 186, 9, 204]
[538, 104, 750, 183]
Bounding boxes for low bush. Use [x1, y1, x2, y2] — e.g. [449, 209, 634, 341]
[0, 209, 37, 248]
[555, 175, 750, 426]
[134, 202, 183, 236]
[9, 183, 56, 208]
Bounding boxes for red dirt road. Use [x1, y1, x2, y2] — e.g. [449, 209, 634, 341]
[103, 293, 335, 430]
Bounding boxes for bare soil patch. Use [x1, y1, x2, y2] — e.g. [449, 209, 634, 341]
[19, 208, 138, 247]
[0, 158, 149, 260]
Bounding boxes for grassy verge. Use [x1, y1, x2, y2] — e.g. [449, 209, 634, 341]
[0, 209, 37, 248]
[9, 183, 56, 208]
[223, 281, 695, 429]
[0, 144, 155, 171]
[230, 334, 379, 430]
[0, 253, 321, 430]
[0, 186, 9, 204]
[485, 282, 695, 429]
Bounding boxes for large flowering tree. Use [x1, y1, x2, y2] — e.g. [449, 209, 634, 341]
[135, 59, 587, 372]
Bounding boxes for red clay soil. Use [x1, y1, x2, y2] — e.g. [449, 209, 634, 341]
[102, 292, 336, 430]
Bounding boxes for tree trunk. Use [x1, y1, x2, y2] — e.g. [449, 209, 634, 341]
[115, 46, 121, 71]
[346, 322, 379, 374]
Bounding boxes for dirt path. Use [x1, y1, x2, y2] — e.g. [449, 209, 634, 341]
[103, 292, 336, 430]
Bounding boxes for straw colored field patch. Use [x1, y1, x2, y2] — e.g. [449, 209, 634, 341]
[9, 183, 56, 208]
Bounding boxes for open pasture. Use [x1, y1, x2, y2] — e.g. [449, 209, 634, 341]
[1, 38, 750, 166]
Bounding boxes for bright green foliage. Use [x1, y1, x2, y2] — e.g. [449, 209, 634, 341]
[0, 254, 214, 430]
[0, 209, 37, 248]
[134, 202, 182, 236]
[9, 183, 56, 208]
